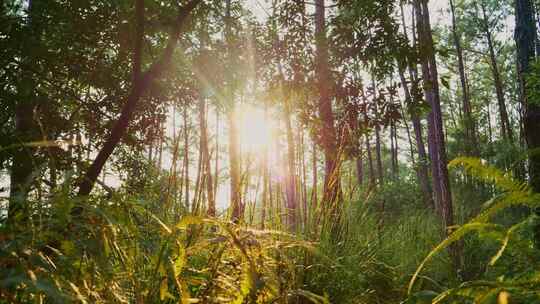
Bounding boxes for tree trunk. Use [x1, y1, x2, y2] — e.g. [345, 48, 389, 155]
[225, 0, 242, 222]
[450, 0, 479, 155]
[261, 105, 269, 230]
[284, 98, 297, 231]
[400, 1, 434, 208]
[192, 132, 203, 213]
[515, 0, 540, 246]
[372, 81, 384, 184]
[415, 0, 461, 270]
[199, 97, 215, 216]
[356, 138, 364, 186]
[8, 0, 41, 226]
[481, 3, 514, 142]
[390, 120, 399, 179]
[315, 0, 341, 206]
[300, 127, 308, 230]
[397, 57, 433, 208]
[311, 142, 318, 211]
[183, 102, 190, 210]
[365, 133, 375, 186]
[214, 109, 220, 209]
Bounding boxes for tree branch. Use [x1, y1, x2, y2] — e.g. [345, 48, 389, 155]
[76, 0, 202, 198]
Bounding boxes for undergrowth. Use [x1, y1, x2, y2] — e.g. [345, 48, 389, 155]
[2, 157, 540, 303]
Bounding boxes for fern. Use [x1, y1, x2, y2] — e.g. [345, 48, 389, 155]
[408, 157, 540, 302]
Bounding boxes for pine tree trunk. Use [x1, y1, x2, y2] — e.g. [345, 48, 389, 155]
[315, 0, 341, 206]
[356, 138, 364, 186]
[373, 85, 384, 184]
[481, 3, 513, 142]
[284, 98, 297, 230]
[397, 58, 433, 208]
[261, 132, 269, 230]
[515, 0, 540, 246]
[214, 109, 219, 208]
[450, 0, 479, 155]
[199, 97, 215, 216]
[365, 134, 375, 186]
[416, 0, 461, 270]
[311, 142, 318, 211]
[225, 0, 242, 222]
[183, 102, 190, 210]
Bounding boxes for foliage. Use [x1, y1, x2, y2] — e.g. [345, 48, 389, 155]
[0, 191, 329, 303]
[407, 158, 540, 303]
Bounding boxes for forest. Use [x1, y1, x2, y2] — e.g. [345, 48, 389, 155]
[1, 0, 540, 303]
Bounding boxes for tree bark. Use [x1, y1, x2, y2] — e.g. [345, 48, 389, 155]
[183, 102, 190, 210]
[481, 2, 514, 142]
[225, 0, 242, 222]
[397, 4, 434, 208]
[450, 0, 479, 155]
[372, 79, 384, 184]
[315, 0, 341, 206]
[284, 97, 297, 230]
[8, 0, 41, 226]
[515, 0, 540, 246]
[365, 133, 375, 186]
[355, 138, 364, 186]
[199, 97, 215, 216]
[415, 0, 460, 270]
[261, 104, 269, 230]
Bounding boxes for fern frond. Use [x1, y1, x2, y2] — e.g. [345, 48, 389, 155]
[408, 223, 503, 294]
[449, 157, 528, 194]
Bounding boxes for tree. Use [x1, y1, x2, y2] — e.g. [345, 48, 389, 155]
[398, 2, 434, 208]
[225, 0, 242, 222]
[77, 0, 202, 198]
[315, 0, 341, 208]
[7, 0, 41, 226]
[449, 0, 479, 155]
[415, 0, 461, 269]
[515, 0, 540, 246]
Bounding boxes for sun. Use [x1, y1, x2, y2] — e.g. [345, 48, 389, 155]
[238, 105, 274, 153]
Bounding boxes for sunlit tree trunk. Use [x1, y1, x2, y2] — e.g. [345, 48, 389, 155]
[400, 100, 415, 163]
[355, 137, 364, 186]
[300, 127, 308, 230]
[311, 142, 318, 211]
[261, 104, 269, 229]
[480, 2, 513, 142]
[183, 103, 190, 210]
[372, 80, 384, 184]
[365, 134, 375, 186]
[172, 104, 178, 206]
[214, 109, 219, 209]
[315, 0, 341, 206]
[390, 120, 398, 180]
[158, 119, 164, 169]
[450, 0, 478, 155]
[192, 131, 203, 213]
[415, 0, 461, 270]
[399, 2, 434, 208]
[485, 100, 493, 144]
[199, 97, 215, 216]
[284, 98, 297, 230]
[225, 0, 242, 222]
